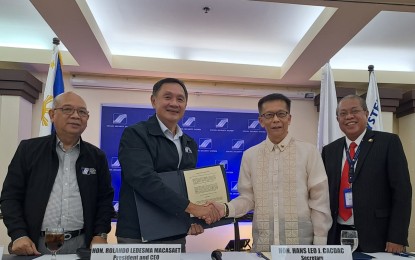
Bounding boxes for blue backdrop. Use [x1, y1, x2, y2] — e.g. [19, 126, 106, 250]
[100, 105, 266, 210]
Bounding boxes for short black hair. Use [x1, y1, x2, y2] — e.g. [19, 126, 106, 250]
[152, 78, 188, 100]
[336, 94, 368, 115]
[258, 93, 291, 113]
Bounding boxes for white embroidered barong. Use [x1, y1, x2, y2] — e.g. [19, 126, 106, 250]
[228, 134, 332, 252]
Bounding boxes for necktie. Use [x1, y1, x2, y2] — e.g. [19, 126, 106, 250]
[339, 142, 357, 221]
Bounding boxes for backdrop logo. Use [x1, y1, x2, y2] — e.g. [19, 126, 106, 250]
[111, 157, 121, 168]
[182, 117, 196, 127]
[248, 119, 260, 129]
[113, 113, 127, 124]
[215, 118, 228, 129]
[113, 202, 119, 212]
[199, 138, 212, 149]
[215, 160, 228, 170]
[231, 181, 238, 192]
[232, 139, 245, 150]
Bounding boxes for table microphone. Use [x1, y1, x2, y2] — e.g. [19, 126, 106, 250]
[211, 250, 222, 260]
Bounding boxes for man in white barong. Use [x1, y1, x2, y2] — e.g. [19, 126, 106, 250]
[212, 93, 332, 252]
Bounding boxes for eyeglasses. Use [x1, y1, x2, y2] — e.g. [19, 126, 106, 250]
[337, 109, 364, 118]
[260, 111, 289, 119]
[54, 106, 89, 117]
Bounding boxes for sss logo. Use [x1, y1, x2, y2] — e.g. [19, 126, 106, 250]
[247, 119, 260, 129]
[215, 118, 228, 129]
[113, 113, 127, 125]
[182, 117, 196, 127]
[231, 181, 238, 192]
[215, 160, 228, 170]
[111, 157, 121, 168]
[232, 139, 244, 150]
[199, 138, 212, 149]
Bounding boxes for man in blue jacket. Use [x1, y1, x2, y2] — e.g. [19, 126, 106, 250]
[116, 78, 220, 251]
[0, 91, 114, 255]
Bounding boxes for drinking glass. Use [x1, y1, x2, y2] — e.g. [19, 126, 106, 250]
[340, 230, 358, 253]
[45, 227, 65, 259]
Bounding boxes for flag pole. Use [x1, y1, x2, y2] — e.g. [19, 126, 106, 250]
[53, 37, 60, 46]
[368, 64, 374, 73]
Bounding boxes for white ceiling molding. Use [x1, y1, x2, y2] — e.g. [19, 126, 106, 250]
[70, 74, 315, 100]
[325, 0, 415, 6]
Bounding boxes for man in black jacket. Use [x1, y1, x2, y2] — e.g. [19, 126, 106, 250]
[0, 91, 114, 255]
[116, 78, 220, 251]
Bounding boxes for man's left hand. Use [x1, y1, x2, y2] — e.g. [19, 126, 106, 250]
[188, 224, 204, 236]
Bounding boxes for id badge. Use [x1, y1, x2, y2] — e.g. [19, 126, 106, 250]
[343, 188, 353, 208]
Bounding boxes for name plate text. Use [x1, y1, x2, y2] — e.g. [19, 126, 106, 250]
[271, 245, 352, 260]
[91, 244, 181, 260]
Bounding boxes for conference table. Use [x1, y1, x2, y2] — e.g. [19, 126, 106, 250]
[2, 252, 414, 260]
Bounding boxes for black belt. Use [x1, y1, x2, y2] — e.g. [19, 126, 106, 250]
[338, 223, 356, 230]
[40, 229, 84, 241]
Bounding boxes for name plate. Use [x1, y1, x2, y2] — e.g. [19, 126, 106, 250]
[91, 244, 181, 260]
[271, 245, 352, 260]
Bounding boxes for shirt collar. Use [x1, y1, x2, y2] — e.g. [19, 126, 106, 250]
[56, 136, 80, 152]
[345, 129, 366, 147]
[265, 133, 292, 152]
[156, 115, 183, 138]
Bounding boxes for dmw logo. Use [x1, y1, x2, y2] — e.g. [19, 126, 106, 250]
[199, 138, 212, 149]
[182, 117, 196, 127]
[111, 157, 121, 168]
[232, 139, 245, 150]
[113, 113, 127, 124]
[215, 118, 228, 129]
[248, 119, 260, 129]
[81, 167, 96, 175]
[215, 160, 228, 170]
[231, 181, 238, 192]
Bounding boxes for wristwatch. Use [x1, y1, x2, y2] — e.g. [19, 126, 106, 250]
[95, 233, 108, 239]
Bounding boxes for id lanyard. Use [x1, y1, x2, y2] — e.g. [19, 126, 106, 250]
[342, 141, 362, 210]
[344, 141, 361, 184]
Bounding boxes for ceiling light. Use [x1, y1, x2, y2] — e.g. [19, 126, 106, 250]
[203, 6, 210, 13]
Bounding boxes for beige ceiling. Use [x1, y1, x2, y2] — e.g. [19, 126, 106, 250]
[0, 0, 415, 90]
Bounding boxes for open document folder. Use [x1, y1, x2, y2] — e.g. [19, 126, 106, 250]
[134, 165, 235, 242]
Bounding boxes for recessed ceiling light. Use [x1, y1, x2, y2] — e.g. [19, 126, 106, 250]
[203, 6, 210, 14]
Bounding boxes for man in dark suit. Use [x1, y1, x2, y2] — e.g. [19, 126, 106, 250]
[322, 94, 411, 253]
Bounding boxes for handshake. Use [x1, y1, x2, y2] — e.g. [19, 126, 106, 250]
[185, 201, 229, 225]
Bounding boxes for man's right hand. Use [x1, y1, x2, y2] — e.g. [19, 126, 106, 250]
[185, 202, 220, 224]
[11, 236, 41, 256]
